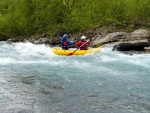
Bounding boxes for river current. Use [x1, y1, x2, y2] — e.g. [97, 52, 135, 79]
[0, 42, 150, 113]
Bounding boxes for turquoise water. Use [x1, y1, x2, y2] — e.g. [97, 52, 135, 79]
[0, 42, 150, 113]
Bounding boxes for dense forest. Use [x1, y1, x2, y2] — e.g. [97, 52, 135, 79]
[0, 0, 149, 38]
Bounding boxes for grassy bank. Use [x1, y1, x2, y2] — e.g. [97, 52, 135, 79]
[0, 0, 149, 39]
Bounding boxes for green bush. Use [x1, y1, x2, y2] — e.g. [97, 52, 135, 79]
[0, 0, 149, 38]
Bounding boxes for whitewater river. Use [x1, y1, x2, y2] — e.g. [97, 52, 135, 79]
[0, 41, 150, 113]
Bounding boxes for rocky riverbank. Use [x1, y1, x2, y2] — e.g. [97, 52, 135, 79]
[1, 26, 150, 53]
[92, 29, 150, 52]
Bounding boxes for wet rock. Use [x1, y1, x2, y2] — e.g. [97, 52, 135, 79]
[33, 39, 41, 44]
[112, 43, 148, 51]
[144, 46, 150, 53]
[6, 38, 20, 43]
[104, 29, 150, 51]
[6, 39, 13, 44]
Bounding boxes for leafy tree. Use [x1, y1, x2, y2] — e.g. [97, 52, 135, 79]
[0, 0, 149, 38]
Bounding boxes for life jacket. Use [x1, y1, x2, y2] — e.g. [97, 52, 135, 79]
[62, 40, 69, 49]
[62, 40, 68, 46]
[76, 40, 89, 50]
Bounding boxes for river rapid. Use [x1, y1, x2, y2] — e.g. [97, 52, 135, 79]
[0, 42, 150, 113]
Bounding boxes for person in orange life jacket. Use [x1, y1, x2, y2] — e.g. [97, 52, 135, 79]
[61, 33, 74, 50]
[75, 36, 91, 50]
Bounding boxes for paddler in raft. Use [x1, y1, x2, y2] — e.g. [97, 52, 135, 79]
[61, 33, 75, 50]
[75, 36, 92, 50]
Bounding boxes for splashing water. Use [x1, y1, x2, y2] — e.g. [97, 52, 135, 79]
[0, 42, 150, 113]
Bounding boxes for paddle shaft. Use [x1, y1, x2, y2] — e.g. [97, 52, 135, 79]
[69, 33, 74, 40]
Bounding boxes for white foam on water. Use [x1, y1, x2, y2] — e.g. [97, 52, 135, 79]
[14, 42, 55, 58]
[0, 42, 57, 65]
[0, 57, 17, 65]
[0, 41, 150, 72]
[0, 57, 50, 65]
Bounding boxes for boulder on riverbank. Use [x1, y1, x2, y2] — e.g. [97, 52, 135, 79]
[91, 29, 150, 51]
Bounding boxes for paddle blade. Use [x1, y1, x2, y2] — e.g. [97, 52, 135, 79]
[67, 52, 74, 56]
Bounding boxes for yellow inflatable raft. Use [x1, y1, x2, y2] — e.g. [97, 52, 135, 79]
[52, 46, 103, 56]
